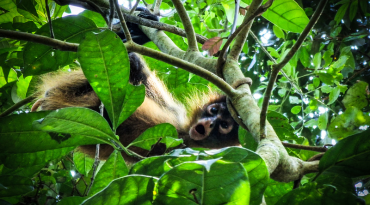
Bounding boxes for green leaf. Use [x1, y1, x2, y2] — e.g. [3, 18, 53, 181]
[276, 182, 360, 204]
[313, 52, 321, 70]
[330, 26, 342, 38]
[342, 81, 368, 109]
[155, 160, 250, 205]
[291, 106, 301, 114]
[317, 112, 328, 130]
[130, 155, 194, 177]
[262, 0, 309, 33]
[273, 25, 285, 39]
[128, 123, 178, 150]
[32, 107, 119, 146]
[79, 10, 107, 27]
[78, 30, 130, 131]
[319, 129, 370, 177]
[0, 112, 101, 154]
[268, 111, 298, 141]
[89, 150, 128, 196]
[0, 146, 74, 169]
[73, 151, 94, 176]
[201, 147, 269, 205]
[0, 175, 33, 197]
[16, 0, 38, 17]
[334, 2, 350, 25]
[82, 175, 155, 205]
[264, 179, 293, 205]
[23, 16, 98, 76]
[323, 48, 334, 67]
[360, 0, 367, 14]
[328, 87, 340, 105]
[0, 0, 18, 24]
[299, 46, 310, 67]
[328, 107, 370, 140]
[313, 78, 320, 88]
[239, 127, 258, 151]
[117, 84, 145, 125]
[349, 0, 358, 22]
[321, 85, 333, 93]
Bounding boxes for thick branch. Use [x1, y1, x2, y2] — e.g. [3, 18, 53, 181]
[260, 0, 329, 140]
[0, 29, 78, 51]
[171, 0, 198, 51]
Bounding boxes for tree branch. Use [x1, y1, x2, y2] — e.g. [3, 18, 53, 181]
[0, 93, 39, 117]
[282, 142, 328, 152]
[126, 42, 235, 97]
[114, 0, 132, 42]
[216, 5, 264, 77]
[0, 29, 78, 51]
[260, 0, 329, 140]
[171, 0, 198, 51]
[228, 0, 263, 60]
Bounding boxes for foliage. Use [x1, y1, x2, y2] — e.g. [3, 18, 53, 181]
[0, 0, 369, 204]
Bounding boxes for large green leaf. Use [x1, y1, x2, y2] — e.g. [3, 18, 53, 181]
[342, 81, 369, 109]
[128, 123, 179, 150]
[262, 0, 309, 33]
[0, 175, 33, 197]
[78, 30, 130, 131]
[264, 179, 293, 205]
[130, 155, 197, 177]
[319, 129, 370, 178]
[82, 175, 156, 205]
[73, 151, 94, 176]
[276, 182, 360, 205]
[201, 147, 269, 205]
[0, 0, 19, 24]
[167, 67, 189, 89]
[154, 160, 250, 205]
[0, 146, 74, 169]
[23, 15, 98, 76]
[328, 107, 370, 140]
[117, 84, 145, 126]
[88, 150, 128, 196]
[0, 112, 101, 154]
[32, 107, 120, 146]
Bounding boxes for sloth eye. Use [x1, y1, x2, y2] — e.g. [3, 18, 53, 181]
[210, 107, 218, 114]
[220, 121, 228, 128]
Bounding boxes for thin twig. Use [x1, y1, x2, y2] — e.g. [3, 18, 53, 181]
[250, 31, 303, 95]
[108, 0, 115, 30]
[85, 143, 100, 196]
[45, 0, 55, 38]
[260, 0, 329, 140]
[130, 0, 141, 14]
[282, 142, 328, 152]
[0, 93, 39, 117]
[171, 0, 198, 51]
[114, 0, 132, 42]
[216, 7, 262, 77]
[0, 29, 78, 51]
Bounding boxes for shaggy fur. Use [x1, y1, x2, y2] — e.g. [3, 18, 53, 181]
[32, 54, 239, 162]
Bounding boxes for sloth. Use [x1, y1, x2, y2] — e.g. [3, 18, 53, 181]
[32, 53, 240, 162]
[31, 8, 240, 162]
